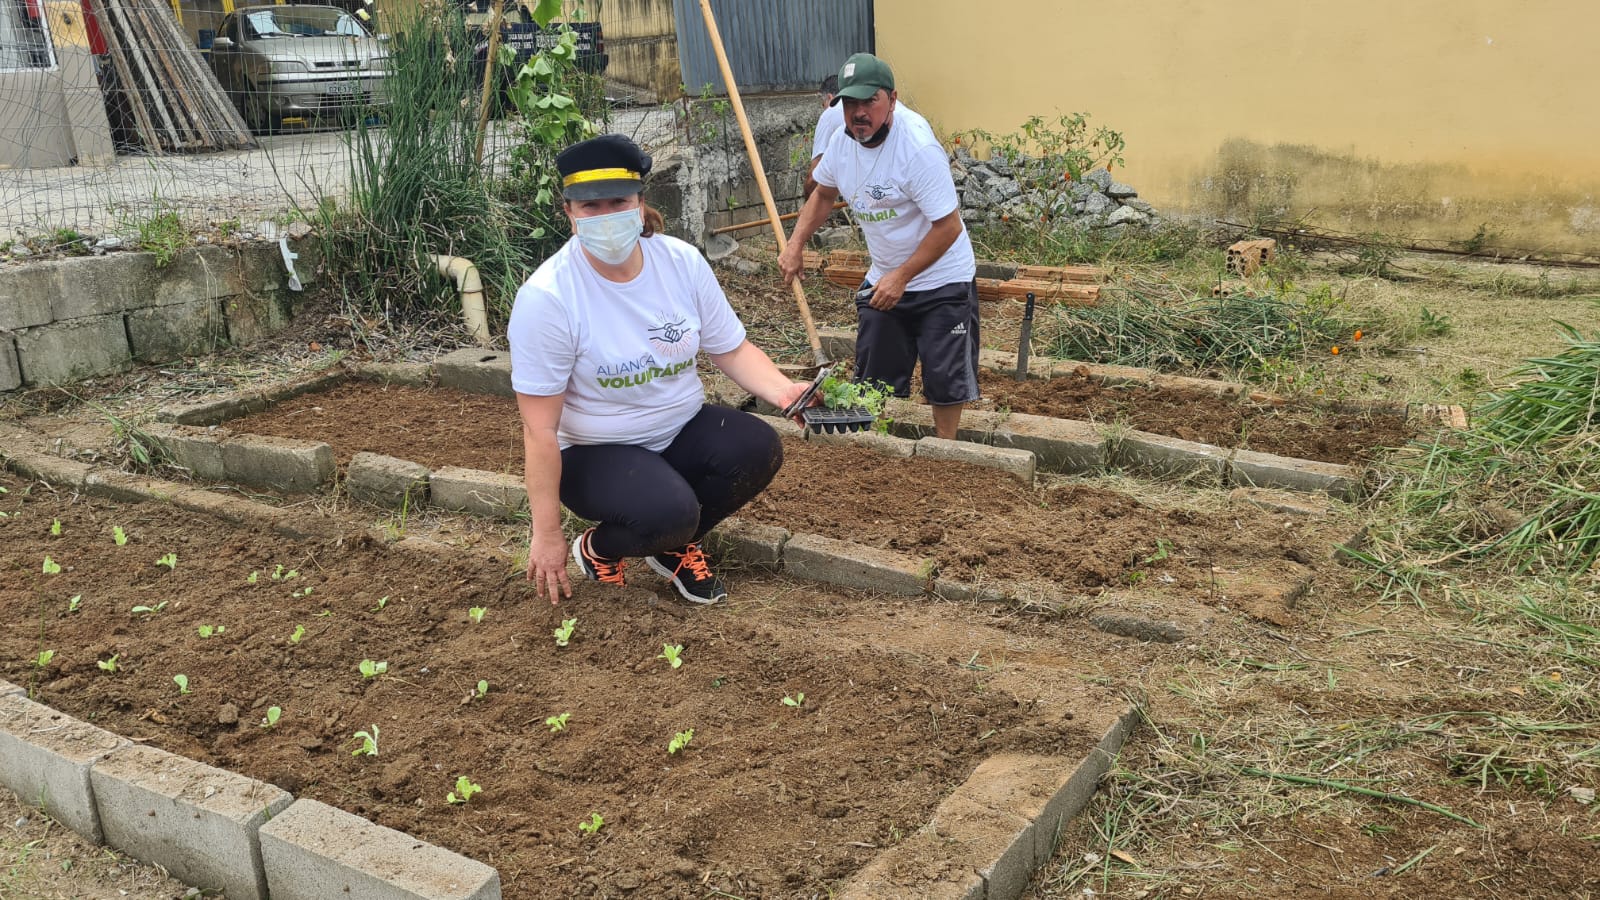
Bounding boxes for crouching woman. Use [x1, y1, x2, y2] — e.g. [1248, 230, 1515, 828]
[510, 134, 811, 606]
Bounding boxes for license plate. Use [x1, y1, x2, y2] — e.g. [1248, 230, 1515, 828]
[325, 81, 358, 96]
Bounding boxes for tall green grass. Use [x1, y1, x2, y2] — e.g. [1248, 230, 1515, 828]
[320, 5, 564, 326]
[1372, 324, 1600, 575]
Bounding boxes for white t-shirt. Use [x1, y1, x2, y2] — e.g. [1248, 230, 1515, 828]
[814, 102, 976, 291]
[508, 234, 747, 452]
[811, 102, 845, 160]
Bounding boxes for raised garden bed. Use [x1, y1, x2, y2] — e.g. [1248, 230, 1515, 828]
[973, 368, 1415, 466]
[0, 471, 1137, 898]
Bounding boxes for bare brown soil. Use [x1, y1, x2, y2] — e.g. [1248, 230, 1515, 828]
[0, 471, 1134, 898]
[222, 381, 1330, 597]
[228, 381, 522, 472]
[975, 370, 1417, 465]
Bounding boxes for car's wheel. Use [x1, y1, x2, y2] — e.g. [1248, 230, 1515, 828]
[244, 87, 281, 135]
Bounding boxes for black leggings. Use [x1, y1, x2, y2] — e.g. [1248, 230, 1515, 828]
[559, 404, 784, 559]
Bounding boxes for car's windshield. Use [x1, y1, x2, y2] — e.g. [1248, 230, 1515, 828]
[243, 7, 369, 39]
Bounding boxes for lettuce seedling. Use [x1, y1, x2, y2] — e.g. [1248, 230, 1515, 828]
[112, 526, 127, 546]
[66, 595, 81, 613]
[351, 725, 380, 757]
[446, 775, 482, 805]
[261, 706, 282, 728]
[96, 654, 119, 673]
[131, 601, 168, 616]
[34, 650, 54, 668]
[475, 680, 489, 698]
[782, 692, 806, 708]
[468, 606, 486, 624]
[553, 618, 577, 648]
[546, 712, 571, 733]
[172, 674, 191, 695]
[668, 728, 694, 755]
[246, 570, 259, 584]
[42, 556, 61, 575]
[371, 595, 389, 611]
[578, 813, 604, 835]
[358, 659, 388, 678]
[658, 644, 684, 669]
[291, 586, 313, 598]
[289, 624, 306, 644]
[155, 553, 177, 570]
[50, 519, 61, 536]
[196, 624, 225, 638]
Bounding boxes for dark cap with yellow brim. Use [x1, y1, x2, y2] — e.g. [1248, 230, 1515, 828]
[556, 134, 654, 201]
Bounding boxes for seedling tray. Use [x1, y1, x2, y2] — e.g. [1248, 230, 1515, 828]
[802, 405, 876, 434]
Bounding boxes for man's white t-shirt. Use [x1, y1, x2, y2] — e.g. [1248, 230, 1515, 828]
[811, 102, 845, 160]
[508, 234, 747, 452]
[814, 102, 976, 292]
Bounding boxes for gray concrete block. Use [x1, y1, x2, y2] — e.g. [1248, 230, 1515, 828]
[435, 348, 513, 398]
[259, 798, 502, 900]
[929, 793, 1036, 900]
[978, 347, 1052, 380]
[50, 253, 161, 319]
[1227, 487, 1329, 517]
[0, 264, 59, 330]
[83, 471, 180, 505]
[154, 245, 246, 306]
[704, 517, 789, 568]
[0, 694, 126, 844]
[15, 315, 132, 386]
[752, 413, 804, 440]
[916, 436, 1036, 483]
[835, 829, 985, 899]
[127, 298, 227, 363]
[1111, 430, 1228, 482]
[1150, 372, 1247, 400]
[0, 334, 20, 392]
[992, 412, 1106, 473]
[815, 326, 856, 363]
[1089, 613, 1187, 644]
[0, 450, 91, 489]
[224, 290, 292, 346]
[348, 452, 431, 508]
[354, 362, 435, 387]
[143, 423, 227, 480]
[0, 679, 20, 696]
[158, 393, 268, 425]
[881, 401, 1002, 444]
[91, 744, 291, 900]
[1029, 705, 1140, 866]
[1229, 449, 1359, 500]
[238, 238, 318, 295]
[806, 426, 915, 457]
[782, 532, 931, 596]
[220, 434, 335, 492]
[1063, 361, 1152, 386]
[430, 466, 526, 518]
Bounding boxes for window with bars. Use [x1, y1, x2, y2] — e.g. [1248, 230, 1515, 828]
[0, 0, 55, 70]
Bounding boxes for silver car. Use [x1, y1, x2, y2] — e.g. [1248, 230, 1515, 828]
[210, 5, 389, 132]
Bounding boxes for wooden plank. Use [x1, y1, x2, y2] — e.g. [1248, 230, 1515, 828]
[822, 264, 1099, 305]
[87, 0, 162, 154]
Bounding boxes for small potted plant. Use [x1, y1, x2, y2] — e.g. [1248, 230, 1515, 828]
[801, 374, 891, 434]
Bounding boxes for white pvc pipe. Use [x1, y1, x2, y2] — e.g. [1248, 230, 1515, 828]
[434, 254, 491, 346]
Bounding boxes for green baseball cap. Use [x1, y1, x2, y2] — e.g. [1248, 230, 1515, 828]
[830, 52, 894, 104]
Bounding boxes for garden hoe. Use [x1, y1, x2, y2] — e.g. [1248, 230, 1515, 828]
[696, 0, 875, 435]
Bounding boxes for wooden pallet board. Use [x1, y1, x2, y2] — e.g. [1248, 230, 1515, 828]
[822, 264, 1099, 305]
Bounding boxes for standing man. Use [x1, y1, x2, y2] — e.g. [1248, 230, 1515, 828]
[803, 73, 844, 199]
[779, 52, 978, 440]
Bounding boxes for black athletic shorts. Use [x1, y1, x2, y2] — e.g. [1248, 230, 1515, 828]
[854, 278, 980, 406]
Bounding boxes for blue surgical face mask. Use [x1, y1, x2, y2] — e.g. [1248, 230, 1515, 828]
[573, 207, 643, 265]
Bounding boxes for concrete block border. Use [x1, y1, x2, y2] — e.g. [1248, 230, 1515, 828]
[1, 435, 1142, 900]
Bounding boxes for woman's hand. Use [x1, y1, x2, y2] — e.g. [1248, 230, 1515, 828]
[776, 378, 820, 425]
[527, 530, 572, 605]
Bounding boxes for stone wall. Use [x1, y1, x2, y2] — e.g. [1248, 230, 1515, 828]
[0, 239, 316, 391]
[952, 148, 1162, 232]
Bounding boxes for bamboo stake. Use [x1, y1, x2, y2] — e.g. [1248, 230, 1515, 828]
[695, 0, 826, 366]
[472, 1, 504, 166]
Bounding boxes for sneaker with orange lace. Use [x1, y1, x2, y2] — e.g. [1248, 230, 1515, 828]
[647, 541, 727, 605]
[571, 528, 626, 585]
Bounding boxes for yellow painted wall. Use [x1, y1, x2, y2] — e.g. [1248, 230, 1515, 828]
[875, 0, 1600, 252]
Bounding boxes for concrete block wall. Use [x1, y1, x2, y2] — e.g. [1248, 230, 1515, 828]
[0, 240, 316, 391]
